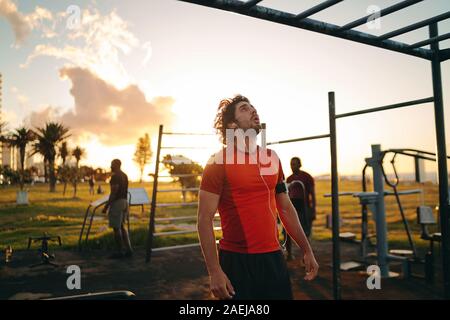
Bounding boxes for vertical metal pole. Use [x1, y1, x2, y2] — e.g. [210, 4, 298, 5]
[328, 92, 341, 300]
[371, 144, 390, 277]
[430, 22, 450, 299]
[145, 125, 163, 263]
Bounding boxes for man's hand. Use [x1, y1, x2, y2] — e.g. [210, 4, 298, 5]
[210, 269, 235, 300]
[303, 251, 319, 281]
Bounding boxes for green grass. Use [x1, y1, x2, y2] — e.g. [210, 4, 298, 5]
[0, 179, 441, 253]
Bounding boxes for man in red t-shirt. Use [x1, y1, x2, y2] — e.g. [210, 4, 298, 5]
[285, 157, 316, 260]
[197, 95, 319, 300]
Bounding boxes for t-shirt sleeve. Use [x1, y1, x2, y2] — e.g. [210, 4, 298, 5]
[200, 159, 224, 196]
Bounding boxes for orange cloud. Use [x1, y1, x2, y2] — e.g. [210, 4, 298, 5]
[29, 67, 175, 146]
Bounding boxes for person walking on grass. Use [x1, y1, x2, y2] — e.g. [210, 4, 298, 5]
[102, 159, 133, 259]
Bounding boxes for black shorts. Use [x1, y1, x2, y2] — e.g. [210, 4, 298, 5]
[219, 249, 293, 300]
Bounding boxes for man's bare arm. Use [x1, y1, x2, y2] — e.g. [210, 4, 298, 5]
[276, 192, 319, 280]
[103, 184, 118, 213]
[197, 190, 235, 299]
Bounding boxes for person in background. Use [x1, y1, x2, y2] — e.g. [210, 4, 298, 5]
[285, 157, 316, 260]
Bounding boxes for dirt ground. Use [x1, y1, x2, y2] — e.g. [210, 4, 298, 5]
[0, 240, 444, 300]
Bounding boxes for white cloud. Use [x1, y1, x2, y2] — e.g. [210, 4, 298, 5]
[0, 1, 54, 46]
[0, 0, 31, 46]
[21, 7, 152, 89]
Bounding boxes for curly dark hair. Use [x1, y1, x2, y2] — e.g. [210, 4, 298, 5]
[213, 95, 250, 145]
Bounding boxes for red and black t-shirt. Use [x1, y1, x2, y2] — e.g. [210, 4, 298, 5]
[200, 146, 285, 254]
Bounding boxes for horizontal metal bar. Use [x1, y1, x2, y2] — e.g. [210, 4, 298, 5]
[388, 148, 437, 157]
[152, 242, 201, 252]
[154, 230, 195, 236]
[335, 97, 434, 119]
[176, 0, 433, 60]
[385, 189, 422, 196]
[339, 0, 423, 31]
[151, 240, 220, 252]
[295, 0, 343, 20]
[267, 134, 330, 145]
[383, 149, 450, 161]
[378, 11, 450, 41]
[441, 48, 450, 62]
[156, 202, 198, 207]
[393, 152, 436, 162]
[409, 32, 450, 49]
[154, 226, 221, 237]
[157, 188, 199, 193]
[163, 132, 215, 136]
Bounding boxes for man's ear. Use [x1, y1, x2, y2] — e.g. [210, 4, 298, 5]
[227, 122, 238, 129]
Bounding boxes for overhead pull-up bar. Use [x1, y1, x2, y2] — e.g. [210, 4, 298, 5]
[162, 132, 214, 136]
[339, 0, 424, 31]
[378, 11, 450, 41]
[267, 133, 330, 145]
[295, 0, 343, 21]
[335, 97, 434, 119]
[409, 32, 450, 49]
[177, 0, 433, 60]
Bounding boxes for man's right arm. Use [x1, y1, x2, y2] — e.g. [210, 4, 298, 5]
[197, 190, 235, 300]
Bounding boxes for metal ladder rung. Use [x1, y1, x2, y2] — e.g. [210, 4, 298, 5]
[156, 202, 198, 207]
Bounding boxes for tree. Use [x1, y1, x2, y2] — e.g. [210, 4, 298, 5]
[72, 146, 85, 168]
[59, 141, 69, 166]
[133, 133, 152, 183]
[0, 121, 7, 142]
[6, 127, 35, 190]
[33, 122, 70, 192]
[71, 146, 85, 198]
[58, 142, 72, 195]
[162, 154, 203, 201]
[32, 138, 49, 183]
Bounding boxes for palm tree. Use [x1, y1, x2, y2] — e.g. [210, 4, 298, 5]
[71, 146, 85, 198]
[59, 141, 69, 166]
[33, 122, 70, 192]
[32, 138, 49, 183]
[72, 146, 85, 168]
[59, 142, 70, 195]
[7, 127, 35, 190]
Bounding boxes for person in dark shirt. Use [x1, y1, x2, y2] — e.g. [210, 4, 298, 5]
[285, 157, 316, 260]
[102, 159, 132, 258]
[88, 175, 95, 195]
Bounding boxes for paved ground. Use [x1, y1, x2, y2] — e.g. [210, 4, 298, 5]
[0, 240, 444, 300]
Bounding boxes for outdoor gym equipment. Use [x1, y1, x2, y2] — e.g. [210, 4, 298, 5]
[78, 188, 150, 250]
[27, 233, 62, 268]
[145, 125, 220, 263]
[178, 0, 450, 300]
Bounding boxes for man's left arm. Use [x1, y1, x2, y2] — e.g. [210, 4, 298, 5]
[276, 192, 319, 280]
[102, 184, 119, 213]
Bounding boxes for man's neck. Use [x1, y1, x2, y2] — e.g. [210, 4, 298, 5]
[293, 170, 300, 175]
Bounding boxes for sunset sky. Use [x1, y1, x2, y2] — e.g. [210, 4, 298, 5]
[1, 0, 449, 181]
